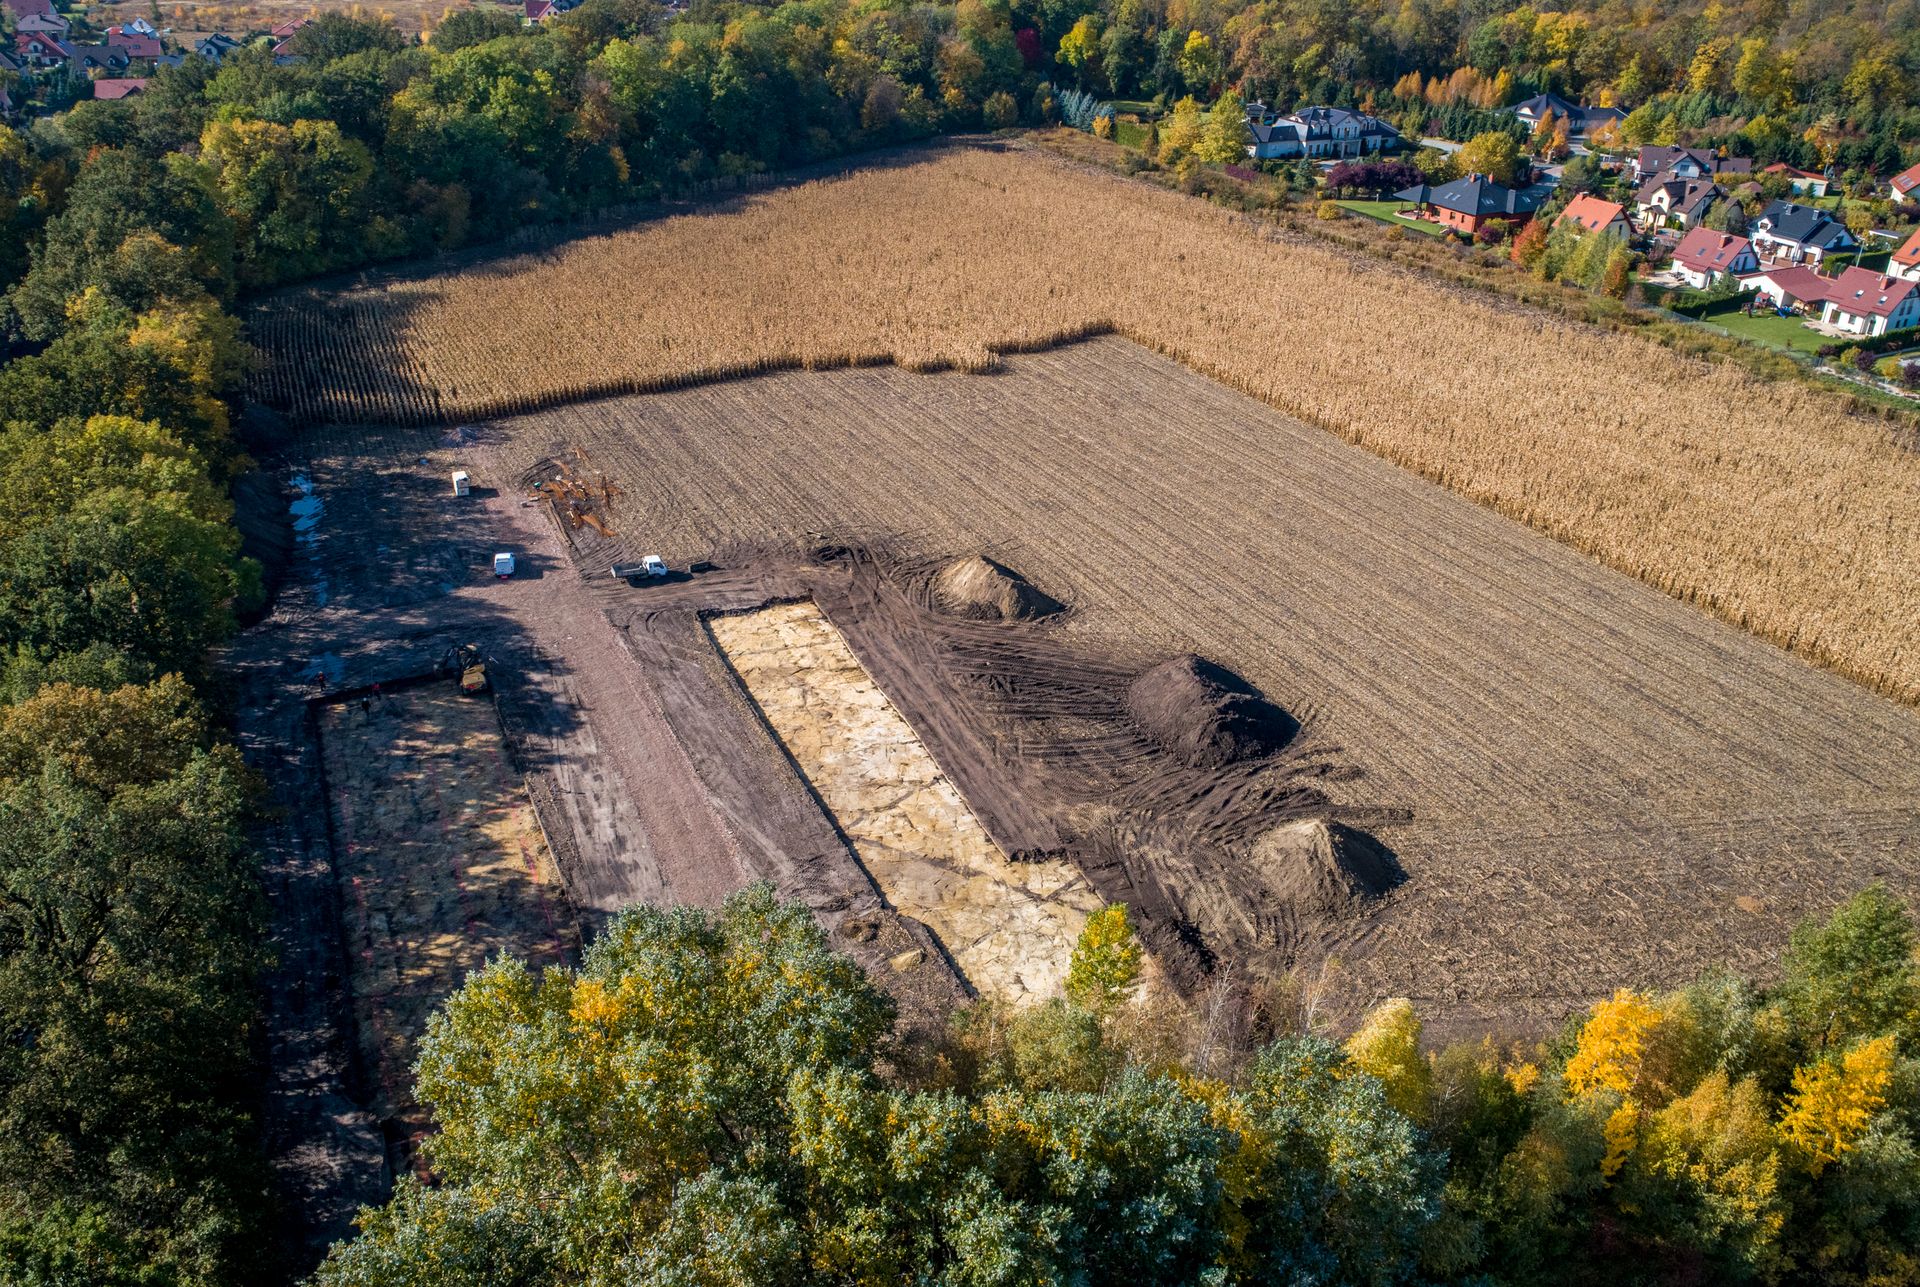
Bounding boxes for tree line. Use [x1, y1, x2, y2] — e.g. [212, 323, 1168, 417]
[312, 884, 1920, 1286]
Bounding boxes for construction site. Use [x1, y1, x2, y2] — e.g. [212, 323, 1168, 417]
[228, 335, 1920, 1262]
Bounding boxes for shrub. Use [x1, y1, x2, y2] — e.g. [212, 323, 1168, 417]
[983, 91, 1018, 129]
[1316, 199, 1343, 221]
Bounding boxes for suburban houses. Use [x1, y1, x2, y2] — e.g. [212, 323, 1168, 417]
[1671, 227, 1760, 289]
[1634, 170, 1724, 230]
[1244, 102, 1402, 159]
[1555, 193, 1630, 238]
[1890, 160, 1920, 201]
[1750, 200, 1859, 265]
[1510, 91, 1625, 138]
[1891, 227, 1920, 282]
[1393, 173, 1542, 234]
[1816, 266, 1920, 336]
[1761, 162, 1830, 198]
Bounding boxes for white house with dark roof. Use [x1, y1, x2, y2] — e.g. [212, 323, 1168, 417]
[1634, 172, 1723, 230]
[1751, 200, 1858, 266]
[1243, 103, 1400, 160]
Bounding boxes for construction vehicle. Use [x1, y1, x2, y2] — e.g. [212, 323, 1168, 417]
[611, 554, 669, 580]
[447, 643, 489, 696]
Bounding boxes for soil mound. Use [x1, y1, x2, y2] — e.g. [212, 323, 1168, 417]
[1247, 819, 1401, 918]
[931, 555, 1062, 622]
[1127, 655, 1294, 768]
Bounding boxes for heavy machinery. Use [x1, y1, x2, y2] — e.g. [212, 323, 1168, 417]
[447, 643, 489, 696]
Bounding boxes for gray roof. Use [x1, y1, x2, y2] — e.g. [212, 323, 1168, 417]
[1757, 200, 1857, 249]
[1394, 174, 1542, 218]
[1636, 171, 1724, 220]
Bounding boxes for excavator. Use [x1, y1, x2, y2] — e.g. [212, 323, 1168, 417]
[446, 643, 489, 696]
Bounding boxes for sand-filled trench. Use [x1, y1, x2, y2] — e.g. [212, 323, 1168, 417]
[707, 600, 1104, 1002]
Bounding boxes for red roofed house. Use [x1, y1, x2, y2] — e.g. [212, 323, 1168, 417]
[14, 31, 71, 67]
[1890, 227, 1920, 284]
[1819, 266, 1920, 336]
[1672, 227, 1760, 290]
[1891, 161, 1920, 201]
[1555, 193, 1630, 238]
[1761, 163, 1829, 198]
[524, 0, 555, 19]
[105, 25, 164, 58]
[93, 77, 149, 99]
[1745, 264, 1832, 314]
[270, 16, 309, 54]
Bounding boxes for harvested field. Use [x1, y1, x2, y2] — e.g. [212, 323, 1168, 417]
[317, 684, 577, 1161]
[431, 337, 1920, 1033]
[708, 599, 1105, 1002]
[251, 142, 1920, 707]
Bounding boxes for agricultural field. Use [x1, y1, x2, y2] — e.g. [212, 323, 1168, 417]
[406, 337, 1920, 1032]
[250, 141, 1920, 712]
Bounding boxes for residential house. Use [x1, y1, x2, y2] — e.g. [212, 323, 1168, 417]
[1818, 266, 1920, 336]
[15, 10, 68, 36]
[1633, 145, 1713, 183]
[1745, 265, 1832, 313]
[1, 0, 54, 18]
[1761, 162, 1829, 198]
[1242, 103, 1400, 160]
[1555, 193, 1630, 238]
[270, 16, 309, 54]
[13, 31, 71, 67]
[1511, 91, 1625, 138]
[1891, 161, 1920, 201]
[1634, 171, 1723, 230]
[194, 32, 243, 62]
[1671, 227, 1759, 289]
[73, 44, 132, 74]
[1751, 200, 1857, 265]
[1890, 227, 1920, 283]
[1392, 173, 1542, 235]
[93, 76, 147, 99]
[0, 47, 20, 74]
[104, 25, 163, 59]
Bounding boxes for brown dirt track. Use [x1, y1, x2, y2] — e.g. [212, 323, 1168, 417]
[438, 336, 1920, 1033]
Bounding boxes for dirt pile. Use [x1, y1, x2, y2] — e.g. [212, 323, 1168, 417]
[1246, 819, 1400, 918]
[931, 555, 1062, 622]
[1128, 655, 1295, 768]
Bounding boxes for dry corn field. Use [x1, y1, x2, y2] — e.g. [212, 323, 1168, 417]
[438, 339, 1920, 1030]
[252, 142, 1920, 709]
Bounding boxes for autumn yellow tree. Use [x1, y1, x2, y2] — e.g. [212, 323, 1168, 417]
[1777, 1035, 1896, 1173]
[1065, 903, 1144, 1011]
[1345, 997, 1431, 1120]
[1157, 96, 1206, 164]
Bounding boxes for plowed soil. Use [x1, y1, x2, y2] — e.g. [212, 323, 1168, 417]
[440, 336, 1920, 1033]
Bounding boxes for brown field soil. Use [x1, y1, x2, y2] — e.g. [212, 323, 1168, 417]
[435, 337, 1920, 1032]
[317, 684, 577, 1163]
[249, 141, 1920, 708]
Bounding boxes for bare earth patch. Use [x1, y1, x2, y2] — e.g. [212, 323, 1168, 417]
[317, 684, 578, 1161]
[708, 600, 1104, 1002]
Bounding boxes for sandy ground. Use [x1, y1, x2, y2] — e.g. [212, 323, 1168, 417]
[709, 601, 1104, 1002]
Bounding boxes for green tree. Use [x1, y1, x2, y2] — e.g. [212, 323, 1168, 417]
[1772, 885, 1920, 1054]
[198, 115, 376, 286]
[1065, 903, 1143, 1010]
[1194, 89, 1248, 164]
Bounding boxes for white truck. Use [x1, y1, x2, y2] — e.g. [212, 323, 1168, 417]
[611, 555, 669, 580]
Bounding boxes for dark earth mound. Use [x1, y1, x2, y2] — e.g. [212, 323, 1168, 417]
[1127, 654, 1296, 768]
[930, 555, 1063, 622]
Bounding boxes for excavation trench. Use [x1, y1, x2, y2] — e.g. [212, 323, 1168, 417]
[706, 599, 1104, 1003]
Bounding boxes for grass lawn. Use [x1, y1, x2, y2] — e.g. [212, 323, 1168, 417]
[1113, 120, 1152, 151]
[1107, 98, 1157, 117]
[1335, 200, 1449, 236]
[1694, 298, 1828, 355]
